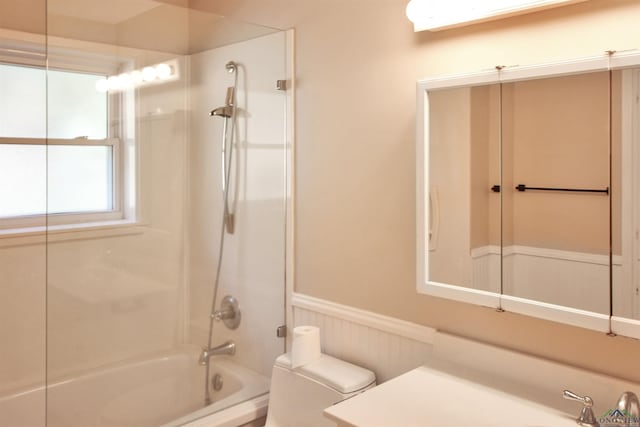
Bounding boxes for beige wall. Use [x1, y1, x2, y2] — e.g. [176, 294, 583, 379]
[286, 0, 640, 381]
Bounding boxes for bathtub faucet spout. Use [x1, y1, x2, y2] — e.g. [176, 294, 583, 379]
[199, 341, 236, 365]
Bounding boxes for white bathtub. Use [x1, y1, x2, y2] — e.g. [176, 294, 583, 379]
[0, 348, 270, 427]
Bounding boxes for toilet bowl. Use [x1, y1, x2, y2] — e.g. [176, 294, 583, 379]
[263, 352, 376, 427]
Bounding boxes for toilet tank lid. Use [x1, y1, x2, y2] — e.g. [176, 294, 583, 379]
[276, 353, 376, 394]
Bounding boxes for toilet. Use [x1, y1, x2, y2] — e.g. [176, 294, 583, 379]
[263, 352, 376, 427]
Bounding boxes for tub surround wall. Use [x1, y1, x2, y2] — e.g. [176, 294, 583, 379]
[0, 48, 188, 398]
[0, 244, 46, 395]
[46, 64, 190, 379]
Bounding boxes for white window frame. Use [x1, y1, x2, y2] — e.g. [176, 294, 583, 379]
[0, 37, 136, 236]
[0, 137, 122, 229]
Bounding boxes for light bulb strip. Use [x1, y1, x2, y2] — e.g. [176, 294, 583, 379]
[96, 59, 179, 93]
[406, 0, 589, 32]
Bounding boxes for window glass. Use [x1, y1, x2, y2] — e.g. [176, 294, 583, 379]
[0, 144, 113, 217]
[0, 64, 107, 139]
[0, 64, 46, 138]
[48, 69, 107, 139]
[0, 144, 46, 217]
[48, 145, 113, 213]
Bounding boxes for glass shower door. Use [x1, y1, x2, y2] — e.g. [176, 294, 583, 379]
[187, 24, 289, 415]
[42, 1, 288, 426]
[44, 2, 191, 426]
[0, 3, 47, 423]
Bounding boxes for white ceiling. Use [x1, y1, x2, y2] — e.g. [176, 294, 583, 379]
[47, 0, 160, 25]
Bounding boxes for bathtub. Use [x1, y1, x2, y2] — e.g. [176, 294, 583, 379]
[0, 348, 270, 427]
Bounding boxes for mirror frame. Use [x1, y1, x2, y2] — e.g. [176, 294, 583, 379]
[416, 51, 640, 338]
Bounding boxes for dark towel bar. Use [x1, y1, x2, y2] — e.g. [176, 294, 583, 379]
[514, 184, 609, 194]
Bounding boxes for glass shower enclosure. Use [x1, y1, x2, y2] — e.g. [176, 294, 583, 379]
[0, 1, 289, 426]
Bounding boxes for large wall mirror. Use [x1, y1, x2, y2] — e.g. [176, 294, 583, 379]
[416, 52, 640, 338]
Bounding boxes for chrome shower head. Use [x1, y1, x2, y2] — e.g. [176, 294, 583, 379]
[210, 105, 233, 118]
[210, 86, 236, 118]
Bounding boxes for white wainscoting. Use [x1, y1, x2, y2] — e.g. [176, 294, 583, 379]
[470, 245, 501, 293]
[504, 246, 611, 314]
[471, 245, 622, 315]
[291, 293, 435, 383]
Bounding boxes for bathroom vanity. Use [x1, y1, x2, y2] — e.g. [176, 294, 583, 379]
[324, 365, 576, 427]
[324, 332, 640, 427]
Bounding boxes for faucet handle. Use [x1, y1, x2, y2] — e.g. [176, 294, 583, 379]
[563, 390, 599, 427]
[564, 390, 594, 407]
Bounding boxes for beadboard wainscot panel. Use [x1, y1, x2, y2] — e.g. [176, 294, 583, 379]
[470, 245, 501, 293]
[291, 293, 435, 383]
[471, 245, 621, 315]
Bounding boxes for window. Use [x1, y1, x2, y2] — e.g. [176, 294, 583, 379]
[0, 142, 116, 217]
[0, 61, 128, 230]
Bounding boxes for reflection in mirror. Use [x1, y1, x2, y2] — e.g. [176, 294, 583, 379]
[500, 72, 611, 315]
[428, 84, 501, 293]
[420, 52, 640, 336]
[615, 67, 640, 320]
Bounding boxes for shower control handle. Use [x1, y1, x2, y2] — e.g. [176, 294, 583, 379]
[213, 309, 233, 321]
[211, 295, 241, 330]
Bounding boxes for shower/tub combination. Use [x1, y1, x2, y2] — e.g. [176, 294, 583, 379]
[0, 1, 290, 426]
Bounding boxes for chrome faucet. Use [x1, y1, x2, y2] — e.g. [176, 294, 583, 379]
[614, 391, 640, 426]
[199, 341, 236, 366]
[563, 390, 599, 427]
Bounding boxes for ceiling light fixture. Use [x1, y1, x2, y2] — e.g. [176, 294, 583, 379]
[406, 0, 588, 32]
[95, 59, 179, 93]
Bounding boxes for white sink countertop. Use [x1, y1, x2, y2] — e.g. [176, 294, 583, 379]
[324, 364, 578, 427]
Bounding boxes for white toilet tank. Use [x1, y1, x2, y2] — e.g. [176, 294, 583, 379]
[264, 353, 376, 427]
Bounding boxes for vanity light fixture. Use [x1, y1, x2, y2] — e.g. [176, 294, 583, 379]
[95, 59, 179, 93]
[406, 0, 588, 32]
